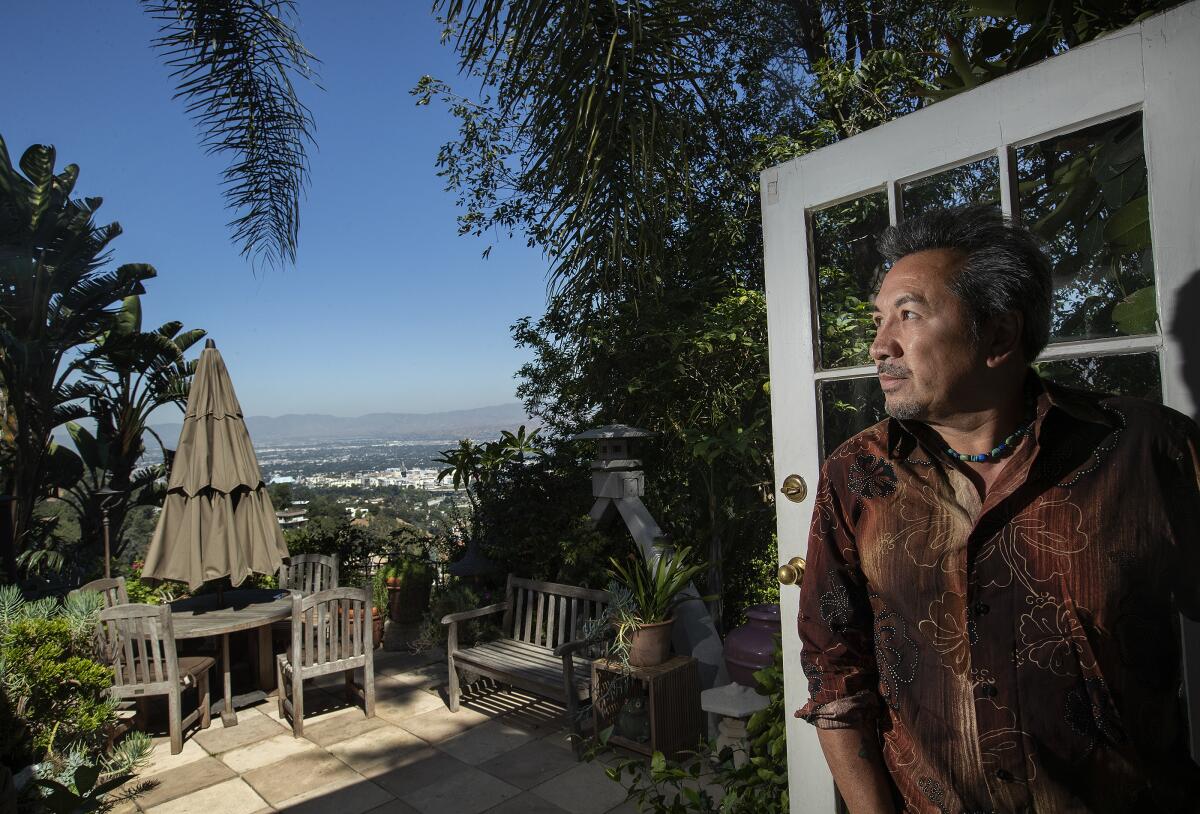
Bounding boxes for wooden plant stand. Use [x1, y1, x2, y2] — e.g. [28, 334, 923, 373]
[591, 655, 701, 760]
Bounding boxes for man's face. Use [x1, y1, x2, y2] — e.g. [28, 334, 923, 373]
[870, 248, 985, 422]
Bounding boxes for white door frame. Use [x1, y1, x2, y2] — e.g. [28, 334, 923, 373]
[761, 4, 1200, 812]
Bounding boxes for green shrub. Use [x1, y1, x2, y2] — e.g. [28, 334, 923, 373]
[0, 619, 114, 764]
[592, 640, 788, 813]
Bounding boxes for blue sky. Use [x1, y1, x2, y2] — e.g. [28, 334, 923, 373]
[4, 1, 546, 417]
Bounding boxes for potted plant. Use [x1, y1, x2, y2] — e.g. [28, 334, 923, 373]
[606, 545, 711, 668]
[382, 559, 435, 623]
[369, 569, 387, 647]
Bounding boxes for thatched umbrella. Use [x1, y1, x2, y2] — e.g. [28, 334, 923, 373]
[143, 340, 288, 590]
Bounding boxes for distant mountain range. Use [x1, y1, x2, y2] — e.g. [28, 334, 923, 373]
[149, 403, 539, 445]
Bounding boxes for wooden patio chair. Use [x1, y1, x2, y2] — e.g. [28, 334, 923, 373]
[276, 587, 375, 738]
[100, 603, 214, 754]
[69, 576, 129, 609]
[278, 553, 339, 594]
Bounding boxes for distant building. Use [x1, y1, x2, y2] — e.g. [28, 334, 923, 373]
[269, 475, 297, 485]
[275, 507, 308, 527]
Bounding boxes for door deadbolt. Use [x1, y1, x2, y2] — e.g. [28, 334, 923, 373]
[780, 474, 807, 503]
[777, 556, 806, 586]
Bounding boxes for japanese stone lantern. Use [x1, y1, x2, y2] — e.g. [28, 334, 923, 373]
[570, 424, 727, 690]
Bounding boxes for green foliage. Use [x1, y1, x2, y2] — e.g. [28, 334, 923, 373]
[0, 588, 115, 771]
[606, 545, 710, 625]
[412, 582, 502, 651]
[285, 520, 391, 590]
[471, 447, 624, 588]
[0, 136, 156, 579]
[592, 641, 788, 813]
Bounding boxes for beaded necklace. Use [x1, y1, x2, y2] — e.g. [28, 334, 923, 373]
[942, 399, 1037, 464]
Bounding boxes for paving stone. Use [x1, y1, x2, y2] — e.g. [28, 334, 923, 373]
[142, 778, 268, 814]
[384, 663, 447, 690]
[364, 799, 422, 814]
[136, 756, 237, 809]
[483, 791, 573, 814]
[436, 718, 539, 766]
[396, 704, 492, 743]
[327, 724, 429, 772]
[531, 761, 629, 814]
[301, 708, 389, 746]
[373, 687, 446, 723]
[219, 732, 322, 773]
[367, 749, 470, 797]
[374, 648, 442, 678]
[140, 738, 209, 777]
[603, 802, 641, 814]
[242, 749, 361, 806]
[192, 709, 287, 754]
[477, 737, 579, 789]
[275, 775, 394, 814]
[400, 765, 520, 814]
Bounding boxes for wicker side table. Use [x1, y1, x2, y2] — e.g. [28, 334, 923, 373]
[591, 655, 702, 760]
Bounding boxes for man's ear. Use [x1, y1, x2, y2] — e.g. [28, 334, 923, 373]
[984, 310, 1024, 368]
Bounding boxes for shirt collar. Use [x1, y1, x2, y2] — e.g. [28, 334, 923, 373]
[884, 370, 1117, 460]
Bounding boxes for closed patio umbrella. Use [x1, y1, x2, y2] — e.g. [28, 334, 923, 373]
[143, 339, 288, 590]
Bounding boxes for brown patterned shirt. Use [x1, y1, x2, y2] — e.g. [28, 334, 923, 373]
[797, 375, 1200, 813]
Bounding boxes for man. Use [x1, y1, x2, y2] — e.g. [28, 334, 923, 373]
[797, 205, 1200, 813]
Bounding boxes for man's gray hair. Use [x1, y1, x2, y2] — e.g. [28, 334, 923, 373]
[876, 205, 1053, 362]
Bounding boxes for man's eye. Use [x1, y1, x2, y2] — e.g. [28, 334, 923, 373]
[901, 310, 918, 320]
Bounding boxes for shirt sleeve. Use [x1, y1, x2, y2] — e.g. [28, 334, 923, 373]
[795, 461, 881, 729]
[1168, 415, 1200, 620]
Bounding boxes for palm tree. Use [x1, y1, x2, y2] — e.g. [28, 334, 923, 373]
[66, 295, 206, 564]
[0, 138, 156, 579]
[140, 0, 319, 269]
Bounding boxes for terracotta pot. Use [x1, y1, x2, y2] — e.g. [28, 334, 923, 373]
[341, 606, 385, 650]
[724, 603, 781, 687]
[386, 569, 433, 623]
[627, 618, 674, 667]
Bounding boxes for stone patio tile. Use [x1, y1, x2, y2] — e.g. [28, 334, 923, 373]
[192, 709, 287, 754]
[274, 775, 394, 814]
[141, 738, 209, 776]
[328, 724, 429, 773]
[367, 749, 470, 797]
[373, 687, 447, 723]
[219, 732, 323, 773]
[142, 778, 268, 814]
[436, 718, 539, 766]
[301, 708, 389, 746]
[396, 704, 492, 743]
[603, 802, 641, 814]
[374, 648, 442, 678]
[484, 791, 573, 814]
[400, 765, 520, 814]
[531, 761, 629, 814]
[364, 800, 421, 814]
[477, 737, 579, 790]
[383, 663, 447, 690]
[135, 756, 237, 809]
[242, 749, 361, 806]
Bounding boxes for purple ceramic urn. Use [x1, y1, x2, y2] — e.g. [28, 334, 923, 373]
[724, 603, 781, 687]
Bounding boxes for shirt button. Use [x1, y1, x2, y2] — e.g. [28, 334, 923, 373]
[994, 768, 1013, 782]
[973, 602, 990, 616]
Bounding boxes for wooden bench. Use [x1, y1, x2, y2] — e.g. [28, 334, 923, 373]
[442, 576, 610, 749]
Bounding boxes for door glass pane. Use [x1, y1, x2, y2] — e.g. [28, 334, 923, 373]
[1036, 352, 1162, 402]
[1017, 113, 1155, 342]
[819, 377, 886, 458]
[812, 191, 889, 370]
[901, 156, 1001, 220]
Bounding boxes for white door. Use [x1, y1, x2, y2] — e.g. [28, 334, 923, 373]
[760, 4, 1200, 812]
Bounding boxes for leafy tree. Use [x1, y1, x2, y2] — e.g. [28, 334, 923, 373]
[0, 138, 155, 580]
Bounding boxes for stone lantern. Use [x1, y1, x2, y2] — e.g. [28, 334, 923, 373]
[570, 424, 727, 690]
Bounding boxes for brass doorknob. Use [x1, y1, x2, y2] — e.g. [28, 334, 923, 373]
[777, 556, 806, 586]
[780, 474, 807, 503]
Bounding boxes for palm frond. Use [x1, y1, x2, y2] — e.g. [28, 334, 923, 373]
[142, 0, 320, 270]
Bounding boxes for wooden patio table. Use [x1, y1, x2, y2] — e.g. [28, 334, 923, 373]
[170, 588, 292, 726]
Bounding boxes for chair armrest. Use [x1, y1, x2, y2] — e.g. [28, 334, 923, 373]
[552, 637, 592, 658]
[441, 602, 508, 625]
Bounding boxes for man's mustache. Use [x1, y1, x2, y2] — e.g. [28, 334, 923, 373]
[877, 363, 909, 378]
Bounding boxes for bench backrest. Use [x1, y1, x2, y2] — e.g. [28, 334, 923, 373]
[501, 576, 610, 652]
